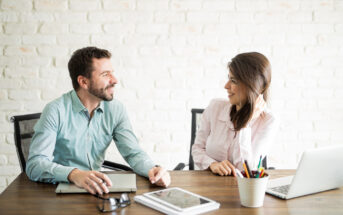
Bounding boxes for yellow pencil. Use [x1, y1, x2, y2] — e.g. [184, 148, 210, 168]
[243, 162, 250, 178]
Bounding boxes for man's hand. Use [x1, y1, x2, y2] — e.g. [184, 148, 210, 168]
[68, 169, 113, 195]
[209, 160, 237, 177]
[148, 166, 171, 187]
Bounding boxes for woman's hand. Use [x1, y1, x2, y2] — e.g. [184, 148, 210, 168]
[209, 160, 237, 177]
[251, 94, 266, 121]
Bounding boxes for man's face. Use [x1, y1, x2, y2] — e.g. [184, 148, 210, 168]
[88, 58, 117, 101]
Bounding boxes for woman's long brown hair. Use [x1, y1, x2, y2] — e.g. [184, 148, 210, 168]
[228, 52, 271, 131]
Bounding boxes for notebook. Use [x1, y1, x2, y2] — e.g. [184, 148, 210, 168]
[56, 173, 137, 193]
[266, 145, 343, 199]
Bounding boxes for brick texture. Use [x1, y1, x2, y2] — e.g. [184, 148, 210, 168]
[1, 0, 343, 193]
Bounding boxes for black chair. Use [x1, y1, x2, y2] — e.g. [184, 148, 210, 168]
[11, 113, 132, 173]
[174, 108, 272, 170]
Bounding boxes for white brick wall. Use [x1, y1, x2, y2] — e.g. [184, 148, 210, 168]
[1, 0, 343, 193]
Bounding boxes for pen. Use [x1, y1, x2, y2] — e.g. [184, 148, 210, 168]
[87, 153, 93, 171]
[235, 169, 244, 178]
[256, 155, 262, 178]
[244, 160, 252, 178]
[259, 168, 265, 178]
[243, 162, 250, 178]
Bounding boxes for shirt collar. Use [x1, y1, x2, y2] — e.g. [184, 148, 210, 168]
[71, 90, 104, 113]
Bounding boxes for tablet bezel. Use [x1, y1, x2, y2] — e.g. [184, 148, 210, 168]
[143, 187, 217, 212]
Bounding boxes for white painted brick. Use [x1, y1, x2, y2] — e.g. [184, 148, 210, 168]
[4, 23, 37, 34]
[0, 90, 7, 100]
[254, 12, 288, 24]
[137, 0, 169, 10]
[0, 36, 21, 45]
[155, 11, 185, 23]
[236, 0, 268, 11]
[172, 46, 203, 57]
[0, 57, 21, 67]
[170, 24, 202, 34]
[136, 24, 169, 34]
[286, 33, 317, 45]
[220, 12, 253, 23]
[37, 46, 69, 57]
[0, 12, 19, 22]
[8, 155, 19, 165]
[1, 0, 32, 11]
[39, 23, 68, 34]
[157, 36, 186, 46]
[314, 11, 343, 23]
[0, 79, 22, 89]
[203, 24, 236, 34]
[139, 46, 172, 56]
[6, 176, 17, 186]
[103, 0, 135, 10]
[203, 0, 235, 11]
[88, 12, 120, 23]
[0, 155, 7, 165]
[34, 0, 67, 11]
[70, 23, 103, 34]
[20, 12, 54, 22]
[54, 12, 87, 23]
[23, 101, 47, 112]
[121, 11, 154, 23]
[318, 34, 343, 46]
[269, 1, 300, 11]
[170, 0, 202, 11]
[22, 78, 56, 90]
[57, 35, 89, 46]
[0, 123, 13, 132]
[54, 57, 70, 67]
[288, 12, 313, 23]
[0, 178, 6, 186]
[0, 166, 20, 176]
[9, 90, 40, 101]
[300, 0, 334, 11]
[336, 24, 343, 33]
[23, 35, 56, 45]
[124, 35, 157, 45]
[4, 46, 36, 56]
[4, 66, 39, 78]
[103, 24, 135, 34]
[22, 56, 52, 67]
[187, 12, 219, 23]
[90, 35, 121, 46]
[69, 0, 101, 11]
[0, 101, 23, 111]
[336, 0, 343, 10]
[302, 24, 334, 34]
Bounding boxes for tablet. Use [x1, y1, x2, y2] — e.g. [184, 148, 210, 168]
[143, 187, 217, 212]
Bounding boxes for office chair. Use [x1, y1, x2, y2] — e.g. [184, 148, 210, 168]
[174, 108, 272, 170]
[11, 113, 132, 173]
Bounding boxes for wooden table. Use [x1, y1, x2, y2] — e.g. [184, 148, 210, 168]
[0, 170, 342, 215]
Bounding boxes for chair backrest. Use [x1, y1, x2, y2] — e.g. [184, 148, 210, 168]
[189, 108, 269, 170]
[11, 113, 41, 172]
[189, 109, 204, 170]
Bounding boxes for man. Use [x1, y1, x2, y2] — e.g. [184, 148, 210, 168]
[26, 47, 171, 195]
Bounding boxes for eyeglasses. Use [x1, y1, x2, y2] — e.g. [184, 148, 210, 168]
[96, 193, 131, 213]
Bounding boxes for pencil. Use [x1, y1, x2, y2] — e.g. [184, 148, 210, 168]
[243, 162, 250, 178]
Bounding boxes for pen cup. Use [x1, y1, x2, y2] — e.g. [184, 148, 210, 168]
[236, 171, 269, 208]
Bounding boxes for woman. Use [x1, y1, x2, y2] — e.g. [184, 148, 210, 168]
[192, 52, 278, 176]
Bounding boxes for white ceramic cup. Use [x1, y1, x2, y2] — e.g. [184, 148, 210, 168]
[237, 173, 269, 207]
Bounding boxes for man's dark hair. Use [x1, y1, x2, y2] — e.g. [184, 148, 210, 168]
[68, 47, 112, 90]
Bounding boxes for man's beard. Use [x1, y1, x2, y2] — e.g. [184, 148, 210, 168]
[88, 82, 115, 101]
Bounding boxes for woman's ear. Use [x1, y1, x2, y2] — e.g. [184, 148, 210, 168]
[77, 75, 89, 90]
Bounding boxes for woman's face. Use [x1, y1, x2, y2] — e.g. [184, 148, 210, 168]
[224, 71, 247, 110]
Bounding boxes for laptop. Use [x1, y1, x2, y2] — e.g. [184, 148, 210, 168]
[266, 145, 343, 199]
[56, 173, 137, 193]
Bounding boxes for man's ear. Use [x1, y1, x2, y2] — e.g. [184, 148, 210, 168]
[77, 75, 89, 90]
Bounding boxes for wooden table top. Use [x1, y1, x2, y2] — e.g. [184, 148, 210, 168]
[0, 170, 342, 215]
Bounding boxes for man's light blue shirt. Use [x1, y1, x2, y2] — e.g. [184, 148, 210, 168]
[26, 90, 155, 183]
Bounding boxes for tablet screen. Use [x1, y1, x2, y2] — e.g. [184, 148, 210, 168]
[148, 188, 210, 209]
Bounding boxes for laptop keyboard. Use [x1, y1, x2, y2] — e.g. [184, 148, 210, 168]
[271, 184, 290, 195]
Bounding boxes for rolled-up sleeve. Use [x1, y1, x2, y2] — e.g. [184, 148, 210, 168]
[26, 103, 75, 183]
[113, 105, 155, 177]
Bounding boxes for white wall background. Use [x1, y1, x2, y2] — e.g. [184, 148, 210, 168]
[1, 0, 343, 193]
